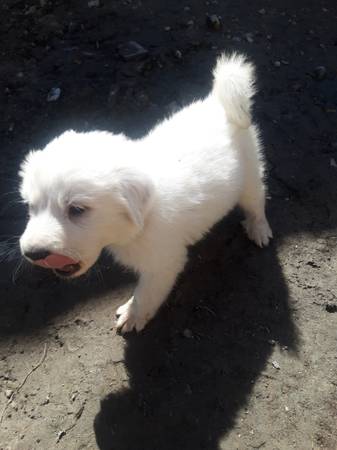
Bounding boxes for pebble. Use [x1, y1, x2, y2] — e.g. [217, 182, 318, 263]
[313, 65, 327, 80]
[118, 41, 148, 61]
[5, 389, 13, 399]
[325, 303, 337, 313]
[174, 49, 182, 59]
[11, 401, 18, 411]
[258, 8, 266, 14]
[272, 360, 281, 370]
[56, 430, 66, 443]
[88, 0, 100, 7]
[183, 328, 193, 339]
[330, 158, 337, 168]
[206, 14, 221, 31]
[245, 32, 254, 43]
[274, 61, 281, 67]
[25, 5, 37, 15]
[41, 395, 50, 405]
[47, 87, 61, 102]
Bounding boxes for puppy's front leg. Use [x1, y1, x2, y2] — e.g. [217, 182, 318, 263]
[116, 250, 187, 333]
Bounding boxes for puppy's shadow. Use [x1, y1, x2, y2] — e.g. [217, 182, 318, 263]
[94, 214, 298, 450]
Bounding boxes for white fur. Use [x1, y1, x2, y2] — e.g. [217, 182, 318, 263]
[19, 53, 272, 333]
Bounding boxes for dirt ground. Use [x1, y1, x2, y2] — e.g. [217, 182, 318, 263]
[0, 0, 337, 449]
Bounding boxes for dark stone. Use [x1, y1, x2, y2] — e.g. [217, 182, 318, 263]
[118, 41, 148, 61]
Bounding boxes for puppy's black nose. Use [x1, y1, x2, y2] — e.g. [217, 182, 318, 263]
[24, 249, 50, 261]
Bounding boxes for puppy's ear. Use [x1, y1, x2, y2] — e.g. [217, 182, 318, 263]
[120, 173, 154, 229]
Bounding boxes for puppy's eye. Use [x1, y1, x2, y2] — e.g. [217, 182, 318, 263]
[68, 205, 87, 219]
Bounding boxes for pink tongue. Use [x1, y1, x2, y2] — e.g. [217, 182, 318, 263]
[34, 254, 78, 269]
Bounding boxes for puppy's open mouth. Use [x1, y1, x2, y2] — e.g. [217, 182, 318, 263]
[33, 253, 81, 278]
[54, 263, 81, 278]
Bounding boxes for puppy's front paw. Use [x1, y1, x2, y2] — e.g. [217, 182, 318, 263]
[242, 217, 273, 247]
[116, 297, 149, 334]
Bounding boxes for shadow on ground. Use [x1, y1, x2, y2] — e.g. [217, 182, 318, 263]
[94, 214, 298, 450]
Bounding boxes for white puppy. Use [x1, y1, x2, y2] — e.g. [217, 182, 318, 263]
[19, 54, 272, 333]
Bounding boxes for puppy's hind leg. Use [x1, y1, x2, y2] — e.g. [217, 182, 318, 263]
[238, 129, 272, 247]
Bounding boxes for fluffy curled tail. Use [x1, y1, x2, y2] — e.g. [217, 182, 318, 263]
[213, 53, 256, 129]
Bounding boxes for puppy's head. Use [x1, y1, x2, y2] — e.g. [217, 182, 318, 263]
[19, 131, 154, 278]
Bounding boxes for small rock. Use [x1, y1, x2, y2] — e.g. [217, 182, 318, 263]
[25, 5, 37, 15]
[11, 401, 18, 411]
[325, 303, 337, 313]
[313, 65, 327, 80]
[274, 61, 281, 67]
[251, 440, 267, 449]
[174, 49, 182, 59]
[186, 19, 194, 27]
[184, 6, 191, 11]
[56, 430, 66, 443]
[206, 14, 221, 30]
[258, 8, 266, 14]
[5, 389, 13, 399]
[47, 87, 61, 102]
[330, 158, 337, 168]
[272, 360, 281, 370]
[285, 406, 289, 412]
[118, 41, 148, 61]
[268, 339, 276, 346]
[88, 0, 100, 7]
[245, 32, 254, 43]
[41, 395, 50, 405]
[183, 328, 193, 339]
